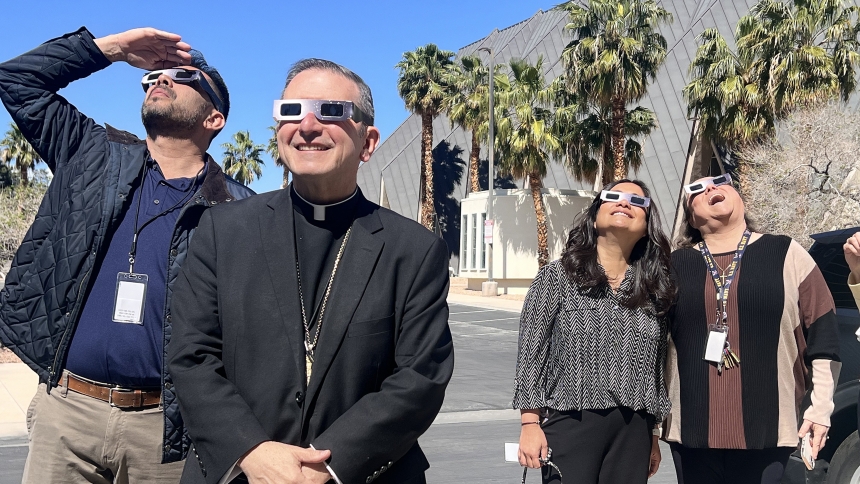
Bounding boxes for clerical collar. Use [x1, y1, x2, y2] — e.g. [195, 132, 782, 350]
[291, 186, 358, 222]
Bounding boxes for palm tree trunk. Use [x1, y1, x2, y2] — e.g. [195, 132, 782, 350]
[420, 112, 435, 230]
[611, 96, 627, 181]
[469, 130, 480, 193]
[600, 141, 613, 188]
[19, 164, 28, 187]
[529, 173, 549, 268]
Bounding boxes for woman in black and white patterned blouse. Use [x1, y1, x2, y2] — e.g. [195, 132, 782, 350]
[513, 179, 675, 484]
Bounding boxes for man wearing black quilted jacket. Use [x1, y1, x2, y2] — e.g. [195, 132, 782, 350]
[0, 27, 254, 483]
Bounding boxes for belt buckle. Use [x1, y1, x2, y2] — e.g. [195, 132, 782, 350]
[108, 386, 129, 407]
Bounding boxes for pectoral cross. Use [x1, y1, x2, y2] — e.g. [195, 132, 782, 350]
[305, 341, 315, 385]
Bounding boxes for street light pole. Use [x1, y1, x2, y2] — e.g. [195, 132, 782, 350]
[478, 46, 497, 297]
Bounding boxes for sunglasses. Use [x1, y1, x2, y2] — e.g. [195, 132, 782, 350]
[684, 173, 732, 195]
[600, 190, 650, 208]
[141, 68, 224, 114]
[273, 99, 374, 125]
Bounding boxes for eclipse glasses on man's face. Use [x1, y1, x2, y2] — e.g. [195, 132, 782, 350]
[683, 173, 732, 195]
[141, 68, 224, 114]
[600, 190, 650, 208]
[273, 99, 374, 126]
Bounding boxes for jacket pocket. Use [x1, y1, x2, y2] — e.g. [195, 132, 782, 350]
[347, 314, 395, 337]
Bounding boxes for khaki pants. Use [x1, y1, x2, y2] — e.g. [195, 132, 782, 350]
[22, 382, 184, 484]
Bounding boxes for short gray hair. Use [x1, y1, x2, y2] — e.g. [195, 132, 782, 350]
[283, 58, 374, 126]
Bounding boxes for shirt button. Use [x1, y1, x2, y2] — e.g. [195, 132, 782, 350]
[154, 199, 160, 205]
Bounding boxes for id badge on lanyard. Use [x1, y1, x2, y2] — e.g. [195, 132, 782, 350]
[112, 272, 148, 324]
[704, 323, 728, 363]
[697, 230, 750, 369]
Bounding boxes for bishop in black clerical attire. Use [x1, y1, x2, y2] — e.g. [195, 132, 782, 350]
[168, 59, 454, 484]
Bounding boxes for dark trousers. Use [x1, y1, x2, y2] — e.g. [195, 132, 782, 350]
[670, 443, 794, 484]
[540, 407, 654, 484]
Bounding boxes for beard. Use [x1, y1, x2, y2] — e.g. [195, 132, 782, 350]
[141, 88, 208, 140]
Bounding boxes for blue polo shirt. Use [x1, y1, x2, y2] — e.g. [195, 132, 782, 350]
[65, 157, 204, 387]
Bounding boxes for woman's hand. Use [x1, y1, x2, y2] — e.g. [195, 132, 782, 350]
[518, 423, 548, 469]
[648, 435, 661, 478]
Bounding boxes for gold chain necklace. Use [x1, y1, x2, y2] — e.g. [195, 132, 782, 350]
[296, 227, 352, 384]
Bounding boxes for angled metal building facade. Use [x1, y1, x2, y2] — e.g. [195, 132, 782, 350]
[357, 1, 757, 269]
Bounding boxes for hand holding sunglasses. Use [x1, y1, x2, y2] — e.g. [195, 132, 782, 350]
[684, 173, 732, 194]
[141, 68, 224, 114]
[600, 190, 651, 208]
[273, 99, 374, 126]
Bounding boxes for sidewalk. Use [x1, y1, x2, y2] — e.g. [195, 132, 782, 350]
[0, 363, 36, 440]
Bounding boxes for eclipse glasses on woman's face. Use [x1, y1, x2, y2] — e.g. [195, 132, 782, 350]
[272, 99, 374, 126]
[599, 190, 650, 208]
[141, 68, 224, 114]
[684, 173, 732, 195]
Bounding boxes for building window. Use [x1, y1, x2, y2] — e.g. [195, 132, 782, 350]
[480, 213, 487, 270]
[471, 214, 478, 270]
[461, 215, 468, 271]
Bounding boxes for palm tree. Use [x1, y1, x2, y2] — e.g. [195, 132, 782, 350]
[221, 131, 264, 186]
[444, 55, 507, 194]
[684, 29, 772, 147]
[684, 0, 860, 149]
[560, 0, 672, 181]
[496, 57, 560, 268]
[267, 123, 289, 188]
[0, 123, 41, 186]
[396, 43, 456, 231]
[738, 0, 860, 116]
[550, 76, 657, 190]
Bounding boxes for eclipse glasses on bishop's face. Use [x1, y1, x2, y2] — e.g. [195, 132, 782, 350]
[272, 99, 374, 126]
[600, 190, 651, 208]
[684, 173, 732, 195]
[141, 68, 224, 115]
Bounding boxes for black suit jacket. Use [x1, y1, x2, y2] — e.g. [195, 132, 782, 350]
[168, 189, 454, 484]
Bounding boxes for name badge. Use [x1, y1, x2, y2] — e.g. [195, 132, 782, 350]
[703, 323, 727, 363]
[112, 272, 148, 324]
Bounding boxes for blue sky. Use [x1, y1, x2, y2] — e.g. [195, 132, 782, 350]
[0, 1, 553, 193]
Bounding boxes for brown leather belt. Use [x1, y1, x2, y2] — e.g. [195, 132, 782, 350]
[63, 372, 161, 409]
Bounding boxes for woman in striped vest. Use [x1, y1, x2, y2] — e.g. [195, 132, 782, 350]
[665, 174, 840, 484]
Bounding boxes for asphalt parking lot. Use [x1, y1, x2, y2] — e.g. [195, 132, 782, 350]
[0, 302, 678, 483]
[421, 302, 677, 484]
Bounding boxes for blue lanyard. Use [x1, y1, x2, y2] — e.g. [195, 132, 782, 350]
[696, 229, 751, 324]
[127, 160, 204, 273]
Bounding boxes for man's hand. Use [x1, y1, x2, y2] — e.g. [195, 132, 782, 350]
[798, 419, 830, 460]
[301, 462, 333, 484]
[94, 28, 192, 70]
[844, 232, 860, 281]
[238, 441, 331, 484]
[648, 435, 661, 478]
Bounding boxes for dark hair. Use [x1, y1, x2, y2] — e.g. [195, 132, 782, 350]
[189, 49, 230, 120]
[561, 179, 675, 317]
[283, 58, 375, 126]
[673, 187, 760, 249]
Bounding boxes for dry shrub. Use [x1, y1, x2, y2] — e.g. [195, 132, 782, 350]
[738, 103, 860, 249]
[0, 181, 47, 278]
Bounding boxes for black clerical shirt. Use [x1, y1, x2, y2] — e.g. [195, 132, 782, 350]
[291, 186, 359, 337]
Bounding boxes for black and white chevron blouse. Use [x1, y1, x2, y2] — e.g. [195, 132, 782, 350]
[512, 260, 671, 423]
